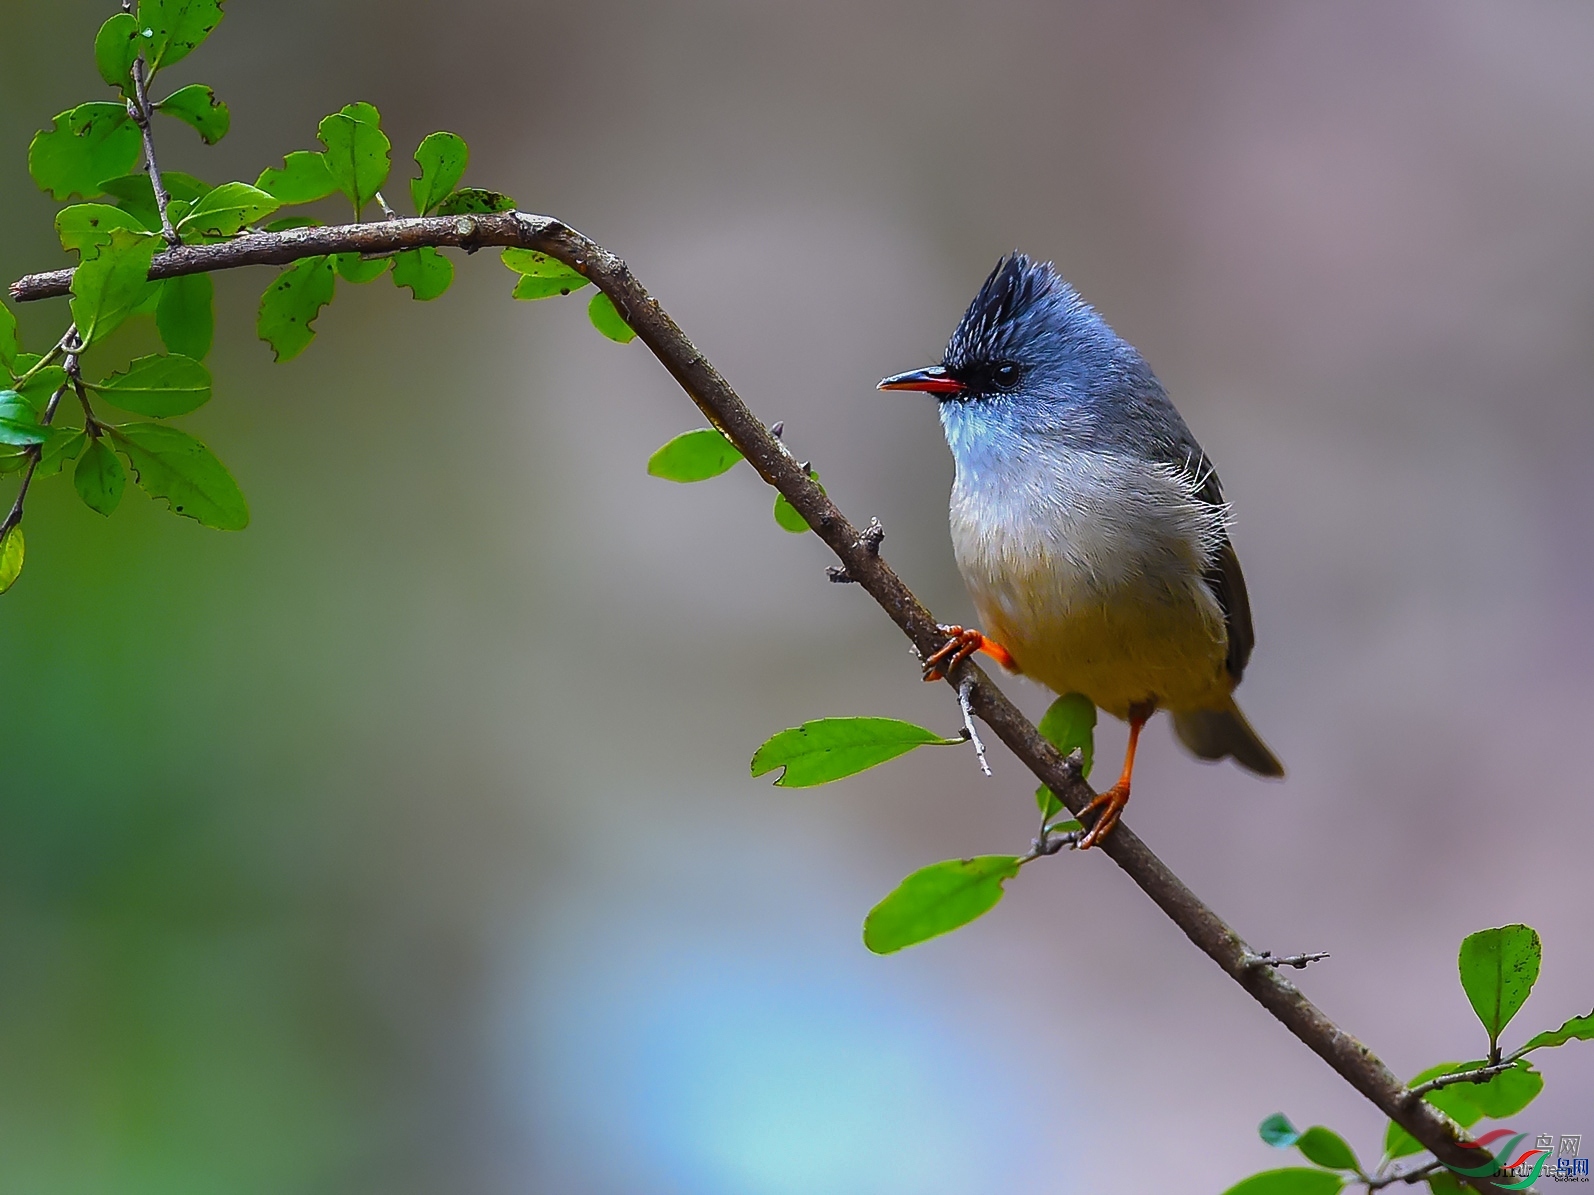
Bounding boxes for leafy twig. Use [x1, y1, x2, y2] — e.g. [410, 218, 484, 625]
[1, 328, 79, 537]
[3, 211, 1515, 1190]
[1407, 1059, 1518, 1099]
[127, 56, 180, 245]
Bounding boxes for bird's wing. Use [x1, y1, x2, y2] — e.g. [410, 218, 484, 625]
[1193, 464, 1255, 683]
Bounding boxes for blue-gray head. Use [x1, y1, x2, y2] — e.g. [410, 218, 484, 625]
[879, 253, 1192, 466]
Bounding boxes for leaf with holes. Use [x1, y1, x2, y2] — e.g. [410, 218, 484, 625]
[435, 188, 515, 215]
[863, 856, 1021, 954]
[175, 181, 279, 239]
[138, 0, 226, 72]
[156, 274, 214, 360]
[34, 428, 87, 480]
[502, 249, 587, 299]
[95, 12, 140, 92]
[391, 248, 453, 300]
[752, 717, 963, 788]
[647, 428, 742, 482]
[1459, 924, 1541, 1054]
[318, 102, 390, 217]
[0, 526, 23, 595]
[155, 83, 230, 144]
[411, 132, 468, 215]
[256, 151, 338, 205]
[108, 422, 248, 529]
[74, 437, 126, 517]
[29, 103, 141, 200]
[258, 255, 336, 362]
[56, 204, 150, 259]
[70, 229, 160, 347]
[88, 354, 211, 417]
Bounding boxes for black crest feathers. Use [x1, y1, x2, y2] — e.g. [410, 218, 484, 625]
[944, 253, 1070, 372]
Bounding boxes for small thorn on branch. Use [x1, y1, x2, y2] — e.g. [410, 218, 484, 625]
[1248, 950, 1331, 970]
[769, 420, 784, 440]
[826, 518, 884, 583]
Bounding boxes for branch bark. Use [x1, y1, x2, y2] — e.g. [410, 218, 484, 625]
[8, 215, 1510, 1190]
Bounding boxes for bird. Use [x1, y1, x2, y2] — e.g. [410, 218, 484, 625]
[879, 253, 1283, 848]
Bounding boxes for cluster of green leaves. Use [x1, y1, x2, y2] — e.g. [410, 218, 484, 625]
[1222, 924, 1594, 1194]
[4, 1, 638, 596]
[646, 426, 823, 533]
[746, 693, 1095, 953]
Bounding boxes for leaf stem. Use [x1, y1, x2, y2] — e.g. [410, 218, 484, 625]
[0, 331, 76, 537]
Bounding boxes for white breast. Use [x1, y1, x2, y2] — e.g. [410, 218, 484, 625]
[948, 446, 1233, 719]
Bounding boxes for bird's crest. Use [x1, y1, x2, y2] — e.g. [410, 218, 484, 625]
[944, 253, 1079, 372]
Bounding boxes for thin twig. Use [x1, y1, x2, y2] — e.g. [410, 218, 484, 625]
[958, 675, 990, 777]
[1408, 1060, 1518, 1099]
[1367, 1160, 1444, 1190]
[127, 57, 179, 246]
[1, 330, 78, 537]
[3, 213, 1516, 1190]
[1249, 950, 1331, 970]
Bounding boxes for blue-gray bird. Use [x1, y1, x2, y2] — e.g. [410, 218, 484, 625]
[880, 254, 1283, 848]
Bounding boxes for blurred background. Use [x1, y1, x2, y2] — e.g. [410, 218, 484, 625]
[3, 1, 1593, 1191]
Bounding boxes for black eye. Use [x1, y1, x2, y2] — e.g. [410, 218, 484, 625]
[992, 362, 1023, 390]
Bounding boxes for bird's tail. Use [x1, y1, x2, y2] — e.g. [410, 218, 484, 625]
[1173, 701, 1284, 778]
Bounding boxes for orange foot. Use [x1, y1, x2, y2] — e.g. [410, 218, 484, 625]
[1078, 701, 1153, 850]
[921, 625, 1017, 681]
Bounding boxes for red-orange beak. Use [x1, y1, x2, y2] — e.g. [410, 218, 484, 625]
[877, 365, 965, 396]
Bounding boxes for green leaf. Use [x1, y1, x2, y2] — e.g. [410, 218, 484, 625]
[1383, 1062, 1485, 1160]
[175, 181, 280, 239]
[1035, 692, 1096, 815]
[1259, 1113, 1301, 1148]
[588, 291, 635, 343]
[257, 255, 335, 362]
[751, 716, 962, 788]
[647, 428, 742, 482]
[74, 436, 125, 516]
[0, 303, 18, 372]
[256, 151, 338, 205]
[1521, 1007, 1594, 1053]
[29, 103, 141, 200]
[101, 171, 211, 229]
[391, 247, 453, 300]
[154, 83, 230, 144]
[34, 428, 87, 480]
[1218, 1170, 1344, 1195]
[317, 102, 390, 217]
[107, 422, 248, 529]
[334, 253, 390, 283]
[137, 0, 226, 72]
[1425, 1172, 1466, 1195]
[1431, 1059, 1544, 1118]
[1458, 924, 1541, 1053]
[17, 367, 68, 414]
[262, 216, 322, 233]
[411, 132, 468, 215]
[95, 12, 140, 92]
[56, 203, 150, 259]
[502, 249, 588, 298]
[70, 229, 160, 347]
[87, 353, 211, 417]
[434, 188, 516, 215]
[156, 273, 214, 359]
[0, 392, 49, 446]
[863, 856, 1021, 954]
[0, 525, 23, 595]
[512, 273, 591, 300]
[1295, 1127, 1358, 1172]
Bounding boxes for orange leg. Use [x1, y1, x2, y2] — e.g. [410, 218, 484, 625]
[1078, 703, 1154, 850]
[921, 624, 1018, 681]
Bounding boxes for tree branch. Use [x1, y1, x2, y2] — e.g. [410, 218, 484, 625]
[5, 214, 1512, 1189]
[127, 56, 179, 246]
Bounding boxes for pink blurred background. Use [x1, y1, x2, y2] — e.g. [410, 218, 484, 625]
[2, 2, 1591, 1190]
